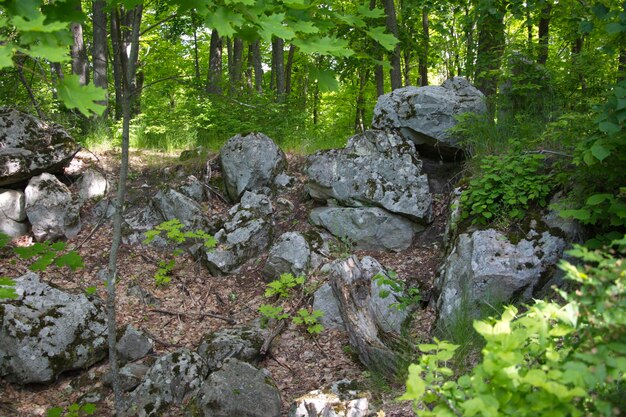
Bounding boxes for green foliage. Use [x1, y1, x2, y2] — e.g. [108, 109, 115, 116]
[56, 75, 107, 117]
[264, 273, 305, 298]
[292, 308, 325, 334]
[46, 402, 96, 417]
[373, 270, 421, 312]
[144, 219, 216, 286]
[0, 276, 18, 300]
[13, 241, 84, 272]
[258, 303, 289, 322]
[400, 237, 626, 416]
[460, 153, 553, 226]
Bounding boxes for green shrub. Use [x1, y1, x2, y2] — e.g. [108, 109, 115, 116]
[460, 153, 553, 226]
[400, 236, 626, 416]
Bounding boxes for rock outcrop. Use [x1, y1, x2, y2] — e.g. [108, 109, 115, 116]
[0, 273, 108, 384]
[197, 326, 264, 372]
[372, 77, 486, 159]
[220, 132, 287, 202]
[0, 107, 80, 187]
[25, 173, 81, 241]
[0, 189, 28, 237]
[262, 232, 312, 280]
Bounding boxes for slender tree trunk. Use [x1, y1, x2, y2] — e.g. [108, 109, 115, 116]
[193, 25, 200, 80]
[250, 40, 263, 93]
[272, 37, 286, 101]
[285, 44, 296, 95]
[229, 37, 244, 94]
[475, 0, 506, 97]
[207, 29, 223, 94]
[354, 69, 369, 133]
[92, 0, 108, 115]
[619, 50, 626, 82]
[419, 9, 429, 86]
[110, 8, 123, 119]
[71, 2, 89, 86]
[383, 0, 402, 90]
[313, 81, 319, 125]
[464, 6, 475, 79]
[537, 2, 552, 65]
[402, 49, 412, 86]
[17, 56, 45, 119]
[572, 36, 587, 93]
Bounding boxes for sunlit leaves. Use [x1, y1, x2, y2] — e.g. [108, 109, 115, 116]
[365, 26, 398, 51]
[57, 75, 107, 117]
[258, 13, 295, 42]
[0, 277, 18, 300]
[293, 36, 353, 56]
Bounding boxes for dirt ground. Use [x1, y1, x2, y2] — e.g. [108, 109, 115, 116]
[0, 149, 453, 417]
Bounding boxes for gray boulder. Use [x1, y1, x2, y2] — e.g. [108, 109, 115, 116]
[117, 325, 153, 364]
[124, 349, 208, 417]
[262, 232, 311, 281]
[435, 229, 567, 327]
[25, 173, 81, 241]
[309, 206, 420, 252]
[306, 130, 432, 224]
[122, 201, 165, 246]
[77, 168, 108, 203]
[0, 107, 80, 187]
[289, 385, 368, 417]
[192, 358, 281, 417]
[0, 273, 108, 384]
[177, 175, 207, 203]
[153, 188, 206, 229]
[104, 362, 150, 392]
[0, 189, 28, 237]
[313, 283, 345, 331]
[197, 326, 264, 372]
[203, 192, 273, 275]
[372, 77, 486, 159]
[220, 132, 287, 202]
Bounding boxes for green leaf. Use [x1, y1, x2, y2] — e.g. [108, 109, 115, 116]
[293, 36, 353, 57]
[356, 3, 385, 18]
[0, 44, 14, 69]
[290, 20, 319, 34]
[365, 26, 398, 51]
[0, 233, 10, 248]
[606, 22, 625, 34]
[590, 142, 611, 161]
[55, 252, 85, 270]
[46, 407, 63, 417]
[57, 75, 107, 116]
[308, 67, 339, 91]
[258, 13, 295, 42]
[24, 37, 70, 62]
[11, 14, 69, 32]
[598, 121, 620, 135]
[579, 20, 594, 34]
[586, 193, 612, 205]
[205, 7, 243, 38]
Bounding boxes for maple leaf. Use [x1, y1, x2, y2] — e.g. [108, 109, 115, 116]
[57, 74, 106, 116]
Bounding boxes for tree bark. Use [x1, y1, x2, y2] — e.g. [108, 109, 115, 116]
[17, 56, 45, 119]
[354, 69, 369, 133]
[382, 0, 402, 90]
[272, 37, 286, 101]
[71, 2, 89, 86]
[419, 9, 429, 86]
[92, 0, 108, 115]
[537, 2, 552, 65]
[285, 44, 296, 95]
[207, 29, 223, 94]
[110, 8, 123, 119]
[228, 37, 244, 95]
[250, 40, 263, 93]
[474, 0, 506, 97]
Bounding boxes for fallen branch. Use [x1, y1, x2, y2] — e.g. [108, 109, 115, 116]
[149, 307, 236, 324]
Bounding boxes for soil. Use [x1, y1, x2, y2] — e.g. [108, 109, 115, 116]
[0, 149, 454, 417]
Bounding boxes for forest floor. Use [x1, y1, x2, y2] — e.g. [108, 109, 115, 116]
[0, 149, 452, 417]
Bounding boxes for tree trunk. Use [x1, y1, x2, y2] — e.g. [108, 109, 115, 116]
[419, 9, 429, 86]
[354, 69, 369, 133]
[229, 37, 244, 95]
[110, 8, 123, 119]
[272, 37, 286, 101]
[619, 50, 626, 83]
[464, 5, 475, 78]
[250, 40, 263, 93]
[17, 56, 45, 119]
[207, 29, 223, 94]
[383, 0, 402, 90]
[285, 44, 296, 95]
[313, 81, 319, 125]
[193, 18, 200, 80]
[71, 2, 89, 86]
[537, 2, 552, 65]
[474, 0, 506, 97]
[92, 0, 108, 115]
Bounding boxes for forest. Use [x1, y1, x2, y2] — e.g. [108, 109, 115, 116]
[0, 0, 625, 416]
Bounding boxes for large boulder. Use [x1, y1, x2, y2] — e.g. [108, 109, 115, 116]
[0, 273, 108, 384]
[0, 189, 28, 237]
[306, 130, 432, 224]
[116, 325, 153, 365]
[262, 232, 311, 281]
[202, 192, 273, 275]
[0, 107, 80, 187]
[220, 132, 287, 202]
[309, 206, 420, 252]
[122, 200, 165, 245]
[372, 77, 486, 160]
[191, 358, 281, 417]
[434, 229, 567, 328]
[25, 173, 81, 241]
[152, 188, 206, 229]
[76, 168, 108, 203]
[124, 349, 208, 417]
[197, 326, 264, 372]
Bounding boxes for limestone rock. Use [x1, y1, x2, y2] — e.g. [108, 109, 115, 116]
[306, 130, 432, 224]
[435, 229, 567, 327]
[104, 362, 150, 392]
[262, 232, 311, 281]
[25, 173, 81, 241]
[220, 132, 287, 202]
[124, 349, 208, 417]
[0, 189, 28, 237]
[197, 326, 264, 372]
[117, 325, 153, 364]
[77, 168, 108, 203]
[203, 192, 273, 275]
[122, 201, 165, 246]
[313, 283, 345, 331]
[372, 77, 486, 159]
[289, 387, 368, 417]
[193, 358, 281, 417]
[0, 273, 108, 384]
[0, 107, 80, 187]
[152, 188, 206, 229]
[309, 206, 420, 252]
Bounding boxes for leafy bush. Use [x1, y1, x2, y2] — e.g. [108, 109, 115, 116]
[460, 153, 553, 226]
[373, 269, 421, 311]
[292, 308, 325, 334]
[400, 236, 626, 416]
[264, 273, 305, 298]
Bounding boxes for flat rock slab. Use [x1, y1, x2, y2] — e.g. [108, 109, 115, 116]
[0, 107, 80, 187]
[0, 273, 108, 384]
